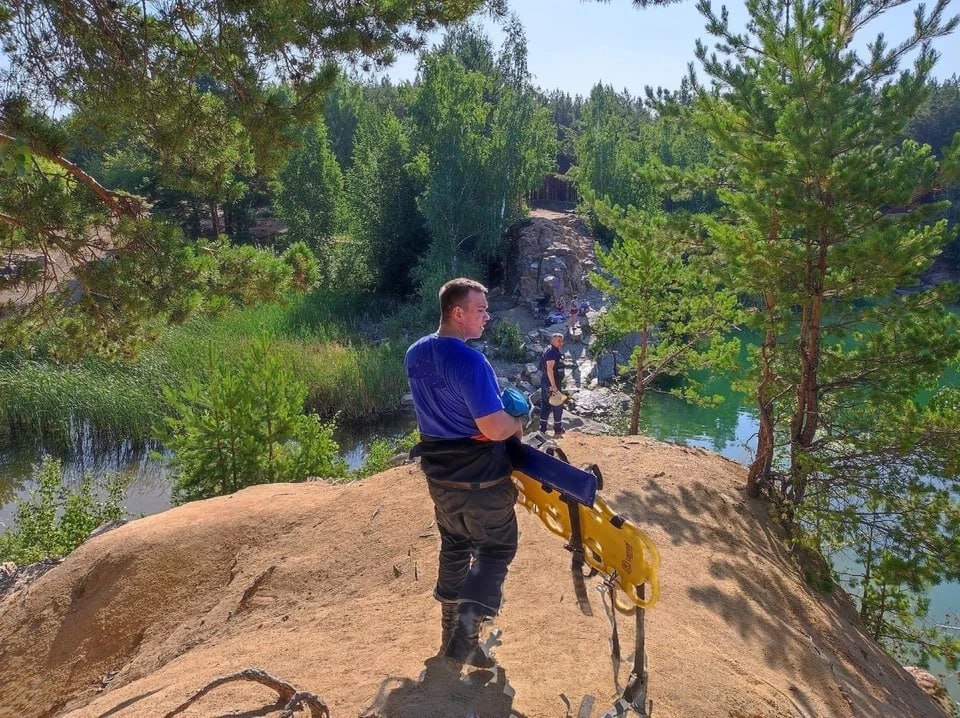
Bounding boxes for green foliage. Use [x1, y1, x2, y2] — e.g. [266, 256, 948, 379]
[906, 75, 960, 157]
[0, 457, 126, 564]
[324, 77, 365, 172]
[0, 291, 412, 450]
[572, 84, 715, 241]
[159, 337, 347, 504]
[669, 0, 960, 668]
[272, 118, 347, 265]
[410, 21, 556, 296]
[590, 203, 742, 434]
[588, 314, 626, 359]
[345, 107, 425, 295]
[204, 238, 295, 308]
[0, 356, 158, 450]
[905, 76, 960, 266]
[0, 217, 305, 359]
[355, 430, 418, 478]
[488, 318, 526, 362]
[281, 241, 321, 292]
[1, 0, 495, 343]
[573, 84, 655, 216]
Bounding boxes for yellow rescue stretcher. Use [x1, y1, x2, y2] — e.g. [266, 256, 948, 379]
[505, 434, 659, 717]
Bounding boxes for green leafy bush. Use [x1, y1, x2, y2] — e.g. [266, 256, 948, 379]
[159, 337, 347, 504]
[355, 430, 418, 478]
[281, 241, 321, 292]
[489, 319, 526, 362]
[0, 457, 126, 564]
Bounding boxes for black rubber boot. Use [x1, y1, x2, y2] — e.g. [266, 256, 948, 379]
[440, 600, 459, 651]
[443, 603, 495, 668]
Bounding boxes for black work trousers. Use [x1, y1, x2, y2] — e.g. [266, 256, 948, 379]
[427, 478, 518, 616]
[539, 385, 563, 430]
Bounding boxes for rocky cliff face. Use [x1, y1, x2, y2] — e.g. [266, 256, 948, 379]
[503, 211, 598, 308]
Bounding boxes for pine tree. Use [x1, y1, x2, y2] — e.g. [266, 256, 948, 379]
[590, 204, 742, 435]
[674, 0, 960, 664]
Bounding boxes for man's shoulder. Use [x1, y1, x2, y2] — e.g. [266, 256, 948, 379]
[406, 334, 485, 364]
[406, 333, 443, 358]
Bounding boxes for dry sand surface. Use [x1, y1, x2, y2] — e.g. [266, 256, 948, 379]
[0, 434, 947, 718]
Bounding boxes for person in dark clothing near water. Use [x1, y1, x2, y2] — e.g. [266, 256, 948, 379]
[404, 277, 523, 668]
[538, 332, 566, 436]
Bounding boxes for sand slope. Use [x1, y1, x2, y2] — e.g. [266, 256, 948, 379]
[0, 435, 946, 718]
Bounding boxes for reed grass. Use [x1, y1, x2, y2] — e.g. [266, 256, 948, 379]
[0, 290, 413, 449]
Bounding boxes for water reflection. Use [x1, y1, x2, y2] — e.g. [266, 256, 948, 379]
[336, 413, 418, 471]
[0, 437, 171, 526]
[0, 414, 420, 526]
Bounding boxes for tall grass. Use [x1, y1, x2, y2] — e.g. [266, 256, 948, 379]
[0, 358, 158, 451]
[0, 290, 413, 449]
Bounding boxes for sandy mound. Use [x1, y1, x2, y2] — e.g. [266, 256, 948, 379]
[0, 435, 946, 718]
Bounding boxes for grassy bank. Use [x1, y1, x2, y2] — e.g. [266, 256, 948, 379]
[0, 291, 413, 451]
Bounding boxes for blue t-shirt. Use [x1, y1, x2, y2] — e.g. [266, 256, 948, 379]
[405, 334, 504, 439]
[539, 345, 564, 387]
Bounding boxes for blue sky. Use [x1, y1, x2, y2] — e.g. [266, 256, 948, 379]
[379, 0, 960, 97]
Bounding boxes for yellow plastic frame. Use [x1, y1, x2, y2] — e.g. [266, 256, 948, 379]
[513, 469, 660, 609]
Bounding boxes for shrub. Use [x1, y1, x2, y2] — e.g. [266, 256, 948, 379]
[159, 337, 347, 504]
[355, 430, 418, 478]
[0, 457, 126, 564]
[489, 319, 526, 362]
[281, 241, 321, 292]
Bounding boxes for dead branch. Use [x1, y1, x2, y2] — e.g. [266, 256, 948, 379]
[162, 667, 330, 718]
[0, 132, 144, 218]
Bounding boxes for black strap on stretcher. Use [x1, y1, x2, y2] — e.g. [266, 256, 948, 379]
[540, 439, 651, 718]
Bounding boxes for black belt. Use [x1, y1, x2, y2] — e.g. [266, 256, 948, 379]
[427, 475, 512, 491]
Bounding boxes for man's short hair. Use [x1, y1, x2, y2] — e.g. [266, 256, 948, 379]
[439, 277, 488, 318]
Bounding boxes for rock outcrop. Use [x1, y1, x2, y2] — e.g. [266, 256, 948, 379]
[504, 212, 597, 307]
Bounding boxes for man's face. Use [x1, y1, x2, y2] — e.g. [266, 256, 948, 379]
[456, 290, 490, 340]
[551, 335, 564, 349]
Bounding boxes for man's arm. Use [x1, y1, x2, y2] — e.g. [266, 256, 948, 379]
[545, 359, 558, 392]
[475, 411, 523, 441]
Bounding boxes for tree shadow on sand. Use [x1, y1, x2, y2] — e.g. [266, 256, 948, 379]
[360, 656, 529, 718]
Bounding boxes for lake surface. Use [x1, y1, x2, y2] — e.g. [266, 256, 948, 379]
[0, 388, 956, 702]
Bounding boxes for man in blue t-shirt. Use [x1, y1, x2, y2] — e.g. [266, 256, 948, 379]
[405, 277, 522, 669]
[538, 332, 566, 436]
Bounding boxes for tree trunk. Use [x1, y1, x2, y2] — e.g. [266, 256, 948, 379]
[223, 203, 234, 239]
[189, 199, 203, 239]
[210, 201, 221, 238]
[747, 295, 778, 497]
[629, 330, 649, 436]
[789, 238, 827, 507]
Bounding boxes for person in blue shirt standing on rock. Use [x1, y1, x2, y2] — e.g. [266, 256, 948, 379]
[405, 277, 523, 669]
[538, 332, 566, 436]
